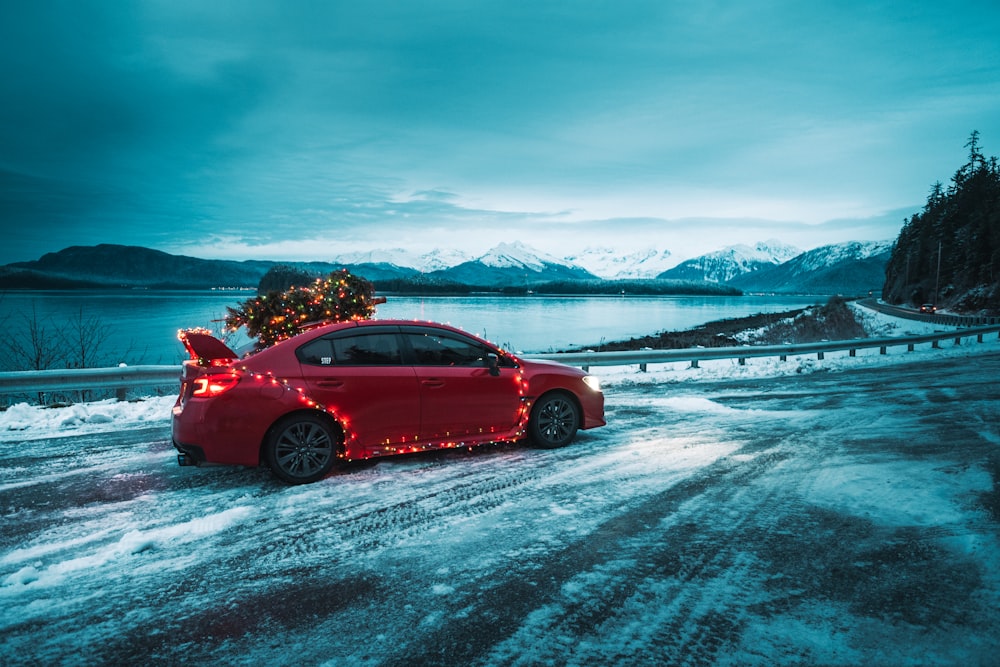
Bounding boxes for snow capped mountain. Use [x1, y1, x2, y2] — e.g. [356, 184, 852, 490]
[475, 241, 576, 271]
[333, 248, 471, 272]
[565, 247, 677, 280]
[729, 240, 894, 294]
[755, 239, 803, 263]
[657, 240, 802, 283]
[433, 241, 598, 286]
[785, 240, 892, 272]
[417, 248, 474, 272]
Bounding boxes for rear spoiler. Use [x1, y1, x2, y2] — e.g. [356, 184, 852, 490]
[178, 329, 239, 365]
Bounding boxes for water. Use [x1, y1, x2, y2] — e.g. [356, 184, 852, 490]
[0, 291, 823, 369]
[376, 295, 820, 352]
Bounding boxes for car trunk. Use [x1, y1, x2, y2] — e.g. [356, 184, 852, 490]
[178, 329, 239, 364]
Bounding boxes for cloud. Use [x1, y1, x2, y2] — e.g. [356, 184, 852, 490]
[0, 1, 998, 265]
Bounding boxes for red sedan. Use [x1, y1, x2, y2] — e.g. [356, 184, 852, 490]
[172, 320, 605, 484]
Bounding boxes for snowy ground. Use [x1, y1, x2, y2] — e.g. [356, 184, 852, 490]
[1, 306, 998, 665]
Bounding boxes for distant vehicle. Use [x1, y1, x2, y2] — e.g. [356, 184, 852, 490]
[920, 303, 937, 313]
[172, 320, 606, 484]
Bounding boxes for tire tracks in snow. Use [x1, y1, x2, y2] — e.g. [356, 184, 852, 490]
[376, 442, 801, 667]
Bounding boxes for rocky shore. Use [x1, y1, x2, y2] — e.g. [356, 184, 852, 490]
[578, 297, 868, 352]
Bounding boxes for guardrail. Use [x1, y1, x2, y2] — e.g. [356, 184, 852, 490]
[857, 298, 1000, 327]
[530, 324, 1000, 371]
[2, 324, 999, 400]
[0, 365, 182, 399]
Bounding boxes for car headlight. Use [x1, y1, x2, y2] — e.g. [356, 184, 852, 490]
[582, 375, 601, 392]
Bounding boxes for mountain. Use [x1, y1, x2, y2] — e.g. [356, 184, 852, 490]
[564, 247, 677, 279]
[657, 240, 802, 283]
[331, 247, 472, 273]
[430, 241, 599, 286]
[0, 244, 420, 290]
[0, 239, 893, 294]
[657, 241, 801, 283]
[0, 242, 596, 290]
[729, 241, 893, 294]
[292, 261, 419, 282]
[0, 245, 269, 289]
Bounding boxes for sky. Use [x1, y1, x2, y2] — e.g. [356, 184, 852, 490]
[1, 1, 999, 266]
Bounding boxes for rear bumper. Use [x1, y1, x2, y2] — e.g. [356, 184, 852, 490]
[173, 440, 206, 466]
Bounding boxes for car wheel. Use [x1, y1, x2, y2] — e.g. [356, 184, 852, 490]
[264, 413, 341, 484]
[529, 392, 579, 448]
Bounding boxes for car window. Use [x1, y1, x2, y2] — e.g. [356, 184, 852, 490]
[404, 331, 488, 366]
[297, 332, 403, 366]
[297, 338, 334, 365]
[331, 333, 402, 365]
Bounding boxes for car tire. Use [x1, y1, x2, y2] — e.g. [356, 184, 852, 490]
[264, 413, 342, 484]
[529, 391, 579, 448]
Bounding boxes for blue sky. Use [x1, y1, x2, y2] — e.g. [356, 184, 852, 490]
[1, 1, 999, 265]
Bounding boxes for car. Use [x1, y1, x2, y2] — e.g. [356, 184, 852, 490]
[172, 320, 606, 484]
[920, 303, 937, 313]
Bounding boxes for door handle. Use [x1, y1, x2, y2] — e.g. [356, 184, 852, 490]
[421, 379, 445, 388]
[316, 378, 345, 388]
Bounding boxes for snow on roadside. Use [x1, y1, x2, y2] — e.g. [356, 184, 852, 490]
[0, 397, 176, 444]
[849, 300, 954, 336]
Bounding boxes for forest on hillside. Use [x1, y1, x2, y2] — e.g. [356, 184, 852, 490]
[883, 131, 1000, 313]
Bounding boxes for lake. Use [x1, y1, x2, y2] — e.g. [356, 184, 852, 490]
[0, 291, 824, 369]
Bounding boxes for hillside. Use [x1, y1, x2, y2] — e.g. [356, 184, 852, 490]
[656, 241, 801, 283]
[0, 245, 419, 290]
[1, 245, 268, 289]
[429, 241, 599, 285]
[730, 241, 892, 295]
[883, 131, 1000, 313]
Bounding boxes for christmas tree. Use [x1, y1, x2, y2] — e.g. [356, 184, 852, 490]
[225, 270, 378, 349]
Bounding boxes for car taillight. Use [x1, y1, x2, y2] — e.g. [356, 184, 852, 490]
[192, 374, 240, 397]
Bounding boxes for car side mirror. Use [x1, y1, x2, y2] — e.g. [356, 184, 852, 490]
[486, 353, 501, 376]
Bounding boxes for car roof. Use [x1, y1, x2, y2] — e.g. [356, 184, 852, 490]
[308, 319, 471, 334]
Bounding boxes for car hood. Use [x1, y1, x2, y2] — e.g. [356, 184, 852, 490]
[519, 357, 587, 377]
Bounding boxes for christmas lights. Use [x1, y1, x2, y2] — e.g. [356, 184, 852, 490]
[223, 270, 378, 349]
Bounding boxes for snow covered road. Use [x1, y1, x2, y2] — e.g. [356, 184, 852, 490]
[2, 349, 999, 666]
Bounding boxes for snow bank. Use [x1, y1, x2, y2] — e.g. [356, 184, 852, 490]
[849, 301, 952, 336]
[0, 397, 175, 443]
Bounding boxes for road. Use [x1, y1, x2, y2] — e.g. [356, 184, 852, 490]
[2, 352, 999, 666]
[859, 296, 1000, 327]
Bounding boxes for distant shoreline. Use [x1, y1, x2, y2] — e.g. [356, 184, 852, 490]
[0, 286, 843, 299]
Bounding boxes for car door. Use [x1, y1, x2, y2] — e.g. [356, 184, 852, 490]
[401, 326, 523, 442]
[297, 328, 421, 455]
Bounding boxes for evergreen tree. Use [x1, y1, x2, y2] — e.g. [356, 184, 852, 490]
[226, 270, 378, 349]
[257, 264, 317, 294]
[883, 131, 1000, 312]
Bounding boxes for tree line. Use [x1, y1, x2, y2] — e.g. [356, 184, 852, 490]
[0, 296, 151, 374]
[883, 131, 1000, 312]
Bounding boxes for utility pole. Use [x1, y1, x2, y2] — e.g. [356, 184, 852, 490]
[934, 241, 942, 305]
